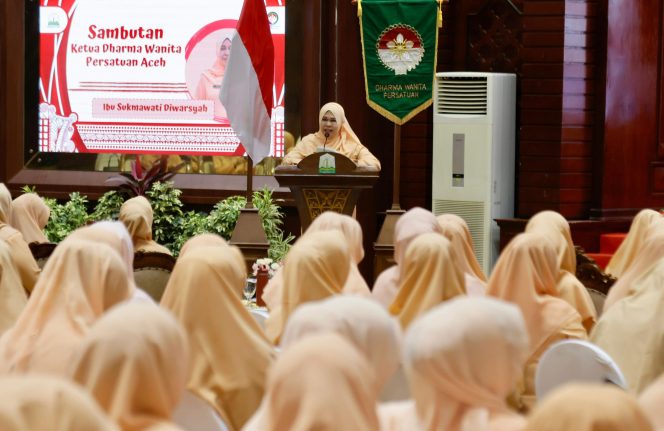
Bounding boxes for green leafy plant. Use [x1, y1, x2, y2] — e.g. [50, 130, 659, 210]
[89, 190, 125, 222]
[105, 156, 183, 197]
[145, 181, 184, 251]
[20, 185, 37, 194]
[43, 192, 89, 242]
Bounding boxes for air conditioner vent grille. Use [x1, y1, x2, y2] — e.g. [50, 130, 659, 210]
[432, 199, 486, 269]
[436, 76, 488, 115]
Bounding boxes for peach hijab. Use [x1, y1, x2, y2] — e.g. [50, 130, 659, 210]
[265, 230, 351, 344]
[0, 239, 131, 375]
[389, 233, 466, 329]
[525, 210, 596, 332]
[603, 219, 664, 312]
[605, 208, 661, 278]
[119, 196, 172, 255]
[0, 375, 120, 431]
[69, 303, 189, 431]
[10, 193, 50, 244]
[402, 297, 529, 431]
[261, 333, 381, 431]
[281, 102, 381, 168]
[525, 384, 653, 431]
[178, 233, 227, 257]
[160, 245, 274, 431]
[373, 207, 443, 307]
[0, 184, 40, 294]
[0, 240, 28, 335]
[591, 256, 664, 393]
[437, 214, 486, 294]
[639, 372, 664, 431]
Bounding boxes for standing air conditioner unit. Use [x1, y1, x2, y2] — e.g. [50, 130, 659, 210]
[432, 72, 516, 274]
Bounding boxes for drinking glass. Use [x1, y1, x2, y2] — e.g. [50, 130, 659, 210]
[244, 278, 257, 302]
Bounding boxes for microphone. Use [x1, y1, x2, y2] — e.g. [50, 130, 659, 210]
[324, 131, 330, 152]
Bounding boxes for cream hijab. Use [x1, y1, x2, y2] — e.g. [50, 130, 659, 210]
[487, 233, 583, 356]
[389, 233, 466, 329]
[0, 240, 28, 335]
[69, 303, 188, 431]
[591, 256, 664, 393]
[403, 297, 529, 431]
[0, 375, 120, 431]
[266, 230, 351, 344]
[604, 220, 664, 312]
[178, 233, 227, 257]
[525, 384, 652, 431]
[261, 333, 381, 431]
[373, 207, 443, 307]
[160, 245, 274, 431]
[0, 183, 11, 225]
[525, 210, 596, 332]
[605, 209, 661, 277]
[119, 196, 172, 255]
[639, 372, 664, 431]
[10, 193, 50, 244]
[437, 214, 486, 294]
[0, 239, 131, 375]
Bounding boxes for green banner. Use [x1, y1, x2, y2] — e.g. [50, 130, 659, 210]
[359, 0, 440, 125]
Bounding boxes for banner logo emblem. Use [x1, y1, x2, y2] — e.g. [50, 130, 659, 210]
[376, 25, 424, 76]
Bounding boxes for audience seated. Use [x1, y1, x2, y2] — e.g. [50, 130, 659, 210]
[525, 211, 597, 332]
[591, 255, 664, 393]
[10, 193, 50, 244]
[68, 303, 188, 431]
[0, 240, 27, 334]
[178, 233, 228, 257]
[486, 232, 586, 411]
[389, 233, 465, 329]
[0, 184, 41, 294]
[605, 208, 661, 278]
[436, 213, 487, 295]
[264, 230, 350, 344]
[160, 245, 274, 431]
[0, 240, 131, 375]
[119, 196, 172, 255]
[255, 333, 381, 431]
[0, 375, 119, 431]
[524, 384, 653, 431]
[372, 207, 443, 307]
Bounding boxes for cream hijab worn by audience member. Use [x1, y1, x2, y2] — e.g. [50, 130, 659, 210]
[0, 240, 131, 375]
[373, 207, 443, 308]
[265, 230, 351, 344]
[244, 296, 401, 431]
[639, 372, 664, 431]
[0, 183, 40, 294]
[119, 196, 172, 255]
[260, 333, 381, 431]
[10, 193, 50, 244]
[486, 232, 586, 411]
[160, 245, 274, 431]
[262, 211, 370, 309]
[603, 220, 664, 312]
[525, 384, 653, 431]
[389, 233, 466, 329]
[0, 374, 120, 431]
[0, 240, 28, 335]
[525, 210, 597, 332]
[605, 208, 661, 278]
[281, 102, 381, 168]
[591, 256, 664, 394]
[69, 303, 189, 431]
[178, 232, 227, 257]
[436, 214, 486, 295]
[388, 297, 529, 431]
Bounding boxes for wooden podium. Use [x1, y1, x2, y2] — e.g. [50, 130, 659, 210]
[274, 151, 379, 230]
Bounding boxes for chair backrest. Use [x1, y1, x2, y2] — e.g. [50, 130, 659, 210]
[173, 391, 229, 431]
[535, 339, 627, 401]
[133, 251, 176, 302]
[28, 242, 57, 269]
[587, 288, 607, 317]
[249, 308, 269, 329]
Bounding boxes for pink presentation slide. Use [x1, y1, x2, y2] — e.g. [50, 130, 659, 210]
[38, 0, 285, 156]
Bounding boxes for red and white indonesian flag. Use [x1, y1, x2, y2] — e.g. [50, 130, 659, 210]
[220, 0, 275, 163]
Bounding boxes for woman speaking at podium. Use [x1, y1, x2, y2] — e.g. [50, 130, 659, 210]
[281, 102, 381, 169]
